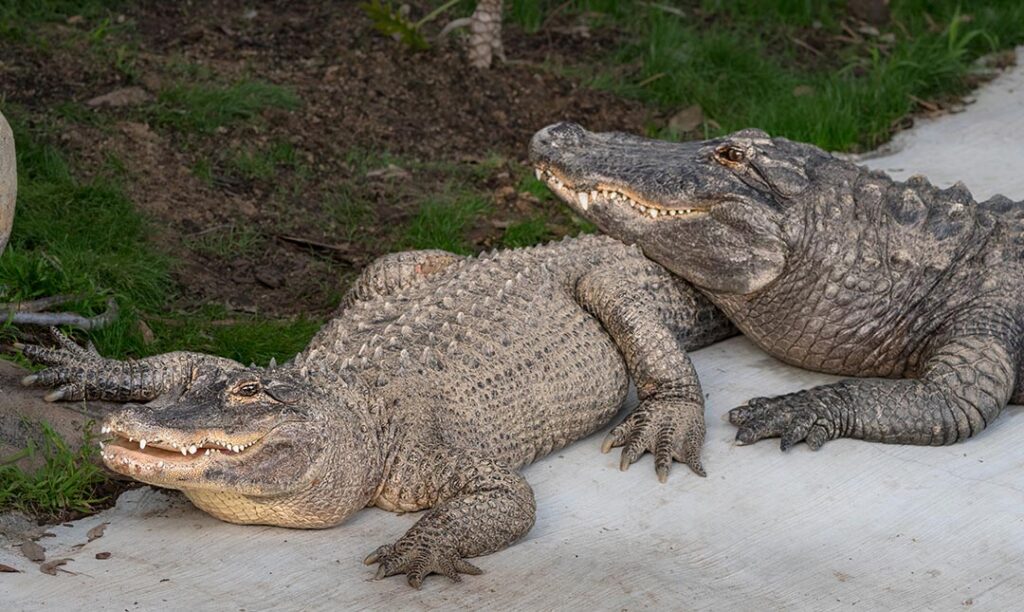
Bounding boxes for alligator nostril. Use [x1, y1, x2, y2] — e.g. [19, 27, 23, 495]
[547, 122, 586, 145]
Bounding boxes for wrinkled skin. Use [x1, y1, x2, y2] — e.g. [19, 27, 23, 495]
[22, 236, 736, 587]
[531, 122, 1024, 451]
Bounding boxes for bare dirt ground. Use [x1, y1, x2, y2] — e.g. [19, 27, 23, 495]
[1, 0, 654, 318]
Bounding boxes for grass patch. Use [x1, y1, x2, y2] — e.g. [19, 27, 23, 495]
[149, 80, 300, 134]
[0, 423, 108, 519]
[146, 307, 323, 367]
[0, 111, 172, 329]
[324, 186, 377, 243]
[230, 141, 300, 181]
[184, 224, 264, 259]
[403, 192, 490, 254]
[502, 216, 552, 248]
[507, 0, 1024, 151]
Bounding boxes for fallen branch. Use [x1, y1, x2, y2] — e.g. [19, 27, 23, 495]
[0, 294, 84, 313]
[2, 298, 119, 330]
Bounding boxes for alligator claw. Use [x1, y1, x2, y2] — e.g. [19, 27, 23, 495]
[729, 393, 838, 451]
[364, 539, 482, 589]
[602, 399, 706, 481]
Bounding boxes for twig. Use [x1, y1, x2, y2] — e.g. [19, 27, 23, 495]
[635, 72, 667, 88]
[3, 298, 119, 330]
[417, 0, 462, 28]
[0, 294, 84, 313]
[276, 234, 353, 254]
[789, 36, 824, 57]
[439, 16, 471, 37]
[639, 2, 686, 18]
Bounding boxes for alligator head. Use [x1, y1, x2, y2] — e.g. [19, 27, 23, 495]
[98, 367, 381, 528]
[529, 122, 828, 295]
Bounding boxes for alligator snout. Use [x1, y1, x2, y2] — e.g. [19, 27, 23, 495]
[529, 122, 589, 163]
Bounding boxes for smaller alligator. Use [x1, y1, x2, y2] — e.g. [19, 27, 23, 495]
[531, 122, 1024, 451]
[21, 236, 735, 587]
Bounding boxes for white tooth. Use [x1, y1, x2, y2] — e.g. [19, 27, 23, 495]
[649, 208, 658, 219]
[578, 192, 589, 210]
[205, 449, 211, 456]
[157, 461, 164, 468]
[590, 190, 598, 201]
[535, 168, 543, 180]
[101, 425, 110, 434]
[138, 439, 146, 450]
[98, 441, 105, 449]
[181, 447, 188, 456]
[189, 445, 197, 455]
[638, 205, 647, 213]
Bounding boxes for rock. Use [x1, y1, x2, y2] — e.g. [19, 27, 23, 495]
[86, 87, 154, 109]
[365, 164, 411, 180]
[668, 104, 704, 134]
[0, 360, 120, 471]
[255, 269, 285, 289]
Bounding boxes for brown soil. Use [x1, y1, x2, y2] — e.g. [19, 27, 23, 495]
[0, 0, 656, 318]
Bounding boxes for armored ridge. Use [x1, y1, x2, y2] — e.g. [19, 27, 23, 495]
[532, 122, 1024, 451]
[22, 234, 735, 587]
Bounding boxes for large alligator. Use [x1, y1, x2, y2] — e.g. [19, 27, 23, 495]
[531, 122, 1024, 451]
[21, 237, 735, 587]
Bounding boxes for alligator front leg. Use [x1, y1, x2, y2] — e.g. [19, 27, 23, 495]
[366, 448, 535, 588]
[730, 334, 1016, 449]
[576, 264, 707, 480]
[19, 327, 242, 402]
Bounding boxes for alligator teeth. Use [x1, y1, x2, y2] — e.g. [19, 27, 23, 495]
[189, 445, 198, 455]
[578, 191, 589, 210]
[181, 447, 188, 456]
[138, 439, 146, 450]
[535, 168, 543, 180]
[101, 425, 111, 434]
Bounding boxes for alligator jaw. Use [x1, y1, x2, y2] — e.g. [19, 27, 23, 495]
[98, 420, 265, 479]
[533, 166, 707, 220]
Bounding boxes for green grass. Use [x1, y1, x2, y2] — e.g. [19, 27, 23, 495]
[403, 192, 490, 254]
[145, 306, 323, 366]
[494, 0, 1024, 151]
[230, 141, 300, 181]
[324, 186, 377, 243]
[0, 423, 108, 518]
[149, 80, 300, 134]
[184, 224, 264, 259]
[502, 216, 552, 248]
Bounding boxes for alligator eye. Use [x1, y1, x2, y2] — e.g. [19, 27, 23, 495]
[717, 146, 746, 164]
[235, 381, 261, 397]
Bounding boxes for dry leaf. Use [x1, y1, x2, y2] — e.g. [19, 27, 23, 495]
[39, 558, 71, 575]
[95, 552, 112, 560]
[668, 104, 704, 133]
[20, 541, 45, 562]
[87, 522, 109, 542]
[0, 563, 20, 572]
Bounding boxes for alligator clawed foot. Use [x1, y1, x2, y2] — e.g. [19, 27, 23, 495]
[729, 395, 834, 451]
[18, 327, 103, 402]
[364, 539, 482, 589]
[602, 399, 706, 481]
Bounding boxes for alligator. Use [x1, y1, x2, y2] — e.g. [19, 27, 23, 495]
[531, 122, 1024, 451]
[20, 237, 735, 587]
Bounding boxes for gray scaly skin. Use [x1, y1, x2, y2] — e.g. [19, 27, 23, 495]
[531, 122, 1024, 451]
[21, 236, 735, 587]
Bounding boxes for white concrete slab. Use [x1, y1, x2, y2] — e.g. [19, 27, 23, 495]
[2, 336, 1022, 610]
[3, 47, 1024, 612]
[860, 48, 1024, 200]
